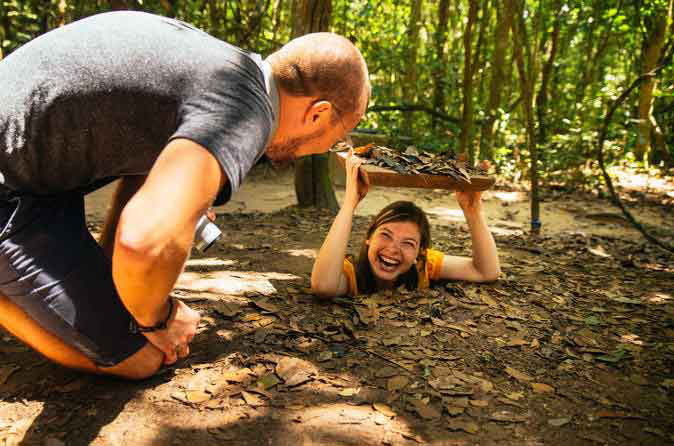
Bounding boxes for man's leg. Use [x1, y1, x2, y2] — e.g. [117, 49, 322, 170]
[0, 294, 164, 379]
[0, 193, 165, 379]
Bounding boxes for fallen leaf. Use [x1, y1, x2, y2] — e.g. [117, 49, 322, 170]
[445, 406, 465, 416]
[490, 411, 527, 422]
[213, 301, 240, 318]
[531, 383, 555, 394]
[409, 399, 441, 420]
[470, 399, 489, 407]
[339, 388, 360, 396]
[252, 298, 279, 313]
[588, 245, 611, 257]
[375, 366, 399, 378]
[221, 368, 254, 383]
[548, 417, 571, 427]
[505, 392, 524, 401]
[185, 390, 211, 403]
[507, 338, 529, 347]
[241, 390, 265, 406]
[387, 375, 409, 392]
[505, 366, 533, 382]
[447, 420, 479, 434]
[480, 294, 499, 307]
[317, 351, 333, 362]
[276, 357, 315, 387]
[373, 402, 397, 417]
[256, 373, 281, 390]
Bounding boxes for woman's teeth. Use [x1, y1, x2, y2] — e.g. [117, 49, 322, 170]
[378, 255, 400, 271]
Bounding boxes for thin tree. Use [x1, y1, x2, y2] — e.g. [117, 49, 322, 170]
[459, 0, 479, 164]
[402, 0, 423, 136]
[292, 0, 339, 210]
[634, 0, 673, 166]
[479, 0, 512, 161]
[508, 0, 541, 234]
[431, 0, 450, 131]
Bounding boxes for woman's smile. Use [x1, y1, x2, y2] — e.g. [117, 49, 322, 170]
[367, 221, 421, 282]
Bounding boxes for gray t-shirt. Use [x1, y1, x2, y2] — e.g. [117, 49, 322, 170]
[0, 11, 275, 205]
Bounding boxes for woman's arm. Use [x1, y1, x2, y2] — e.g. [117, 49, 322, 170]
[438, 189, 501, 282]
[311, 152, 369, 297]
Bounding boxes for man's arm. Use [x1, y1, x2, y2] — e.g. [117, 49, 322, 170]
[98, 175, 147, 259]
[112, 138, 224, 361]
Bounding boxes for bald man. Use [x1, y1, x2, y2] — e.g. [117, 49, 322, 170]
[0, 11, 369, 379]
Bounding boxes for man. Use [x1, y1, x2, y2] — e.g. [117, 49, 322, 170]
[0, 11, 369, 379]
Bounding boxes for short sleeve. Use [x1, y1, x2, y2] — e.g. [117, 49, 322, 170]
[342, 257, 358, 297]
[425, 248, 445, 281]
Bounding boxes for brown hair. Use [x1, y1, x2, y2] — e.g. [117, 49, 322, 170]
[354, 201, 431, 294]
[268, 32, 370, 124]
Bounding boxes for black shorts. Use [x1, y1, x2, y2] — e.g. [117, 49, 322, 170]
[0, 192, 147, 366]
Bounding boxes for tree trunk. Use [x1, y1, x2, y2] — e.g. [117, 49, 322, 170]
[460, 0, 479, 164]
[479, 0, 512, 160]
[432, 0, 450, 131]
[535, 2, 562, 145]
[508, 0, 540, 234]
[292, 0, 338, 210]
[402, 0, 423, 136]
[634, 0, 672, 165]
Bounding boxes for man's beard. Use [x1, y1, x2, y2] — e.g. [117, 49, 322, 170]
[265, 128, 326, 168]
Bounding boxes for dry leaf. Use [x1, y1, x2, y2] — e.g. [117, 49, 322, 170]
[409, 399, 441, 420]
[253, 299, 279, 313]
[387, 375, 409, 392]
[531, 382, 555, 394]
[373, 402, 397, 417]
[276, 357, 315, 387]
[447, 420, 479, 434]
[185, 390, 211, 403]
[507, 338, 529, 347]
[241, 390, 265, 406]
[490, 411, 527, 422]
[375, 366, 399, 378]
[505, 366, 533, 382]
[213, 301, 240, 318]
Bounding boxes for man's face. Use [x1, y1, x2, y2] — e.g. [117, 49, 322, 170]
[266, 110, 354, 164]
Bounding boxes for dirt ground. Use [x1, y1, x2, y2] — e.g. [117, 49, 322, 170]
[1, 162, 673, 446]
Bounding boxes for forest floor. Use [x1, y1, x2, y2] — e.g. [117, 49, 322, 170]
[1, 161, 673, 446]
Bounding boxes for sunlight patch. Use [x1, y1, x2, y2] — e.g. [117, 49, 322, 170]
[185, 258, 237, 267]
[620, 334, 643, 345]
[425, 207, 465, 222]
[283, 249, 318, 259]
[492, 191, 525, 203]
[177, 271, 300, 296]
[641, 291, 671, 304]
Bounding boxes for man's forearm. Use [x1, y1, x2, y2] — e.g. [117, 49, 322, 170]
[112, 230, 194, 326]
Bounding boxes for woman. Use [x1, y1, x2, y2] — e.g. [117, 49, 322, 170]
[311, 151, 500, 297]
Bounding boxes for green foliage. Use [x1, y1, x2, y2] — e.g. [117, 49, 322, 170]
[2, 0, 671, 183]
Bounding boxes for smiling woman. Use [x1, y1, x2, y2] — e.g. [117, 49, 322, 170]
[310, 151, 501, 298]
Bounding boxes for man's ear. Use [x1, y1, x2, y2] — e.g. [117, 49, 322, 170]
[304, 100, 332, 126]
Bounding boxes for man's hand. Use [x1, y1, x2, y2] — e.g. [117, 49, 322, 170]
[143, 298, 201, 365]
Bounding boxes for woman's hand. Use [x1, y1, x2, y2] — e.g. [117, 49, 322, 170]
[455, 160, 490, 216]
[343, 150, 369, 210]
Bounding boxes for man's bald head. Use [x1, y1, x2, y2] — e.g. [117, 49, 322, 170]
[267, 33, 370, 125]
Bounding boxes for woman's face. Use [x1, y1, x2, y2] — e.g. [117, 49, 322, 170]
[366, 221, 422, 283]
